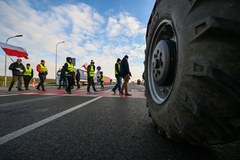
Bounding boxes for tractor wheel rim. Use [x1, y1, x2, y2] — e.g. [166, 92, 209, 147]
[148, 19, 177, 104]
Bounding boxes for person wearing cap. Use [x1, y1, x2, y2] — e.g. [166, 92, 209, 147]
[120, 55, 132, 96]
[8, 59, 25, 91]
[112, 58, 122, 94]
[23, 63, 34, 90]
[87, 60, 97, 93]
[63, 57, 75, 94]
[36, 60, 48, 91]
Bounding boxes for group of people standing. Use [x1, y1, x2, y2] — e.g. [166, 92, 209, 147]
[57, 57, 82, 94]
[58, 58, 105, 94]
[8, 57, 79, 94]
[7, 54, 132, 96]
[85, 54, 132, 96]
[8, 59, 47, 92]
[57, 59, 81, 91]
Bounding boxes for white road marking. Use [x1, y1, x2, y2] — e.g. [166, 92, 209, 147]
[0, 94, 18, 97]
[0, 96, 102, 145]
[0, 96, 58, 109]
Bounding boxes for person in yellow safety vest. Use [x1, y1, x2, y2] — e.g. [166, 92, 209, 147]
[87, 60, 97, 93]
[112, 58, 122, 94]
[36, 60, 48, 91]
[100, 71, 104, 90]
[23, 63, 34, 90]
[63, 57, 75, 94]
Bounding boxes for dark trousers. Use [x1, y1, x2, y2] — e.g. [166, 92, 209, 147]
[76, 78, 80, 89]
[100, 81, 104, 89]
[66, 74, 74, 91]
[9, 76, 23, 90]
[58, 76, 66, 89]
[24, 76, 32, 89]
[112, 76, 122, 92]
[37, 74, 46, 90]
[87, 77, 96, 92]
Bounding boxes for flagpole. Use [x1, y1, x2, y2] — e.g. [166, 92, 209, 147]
[55, 41, 65, 80]
[4, 35, 23, 87]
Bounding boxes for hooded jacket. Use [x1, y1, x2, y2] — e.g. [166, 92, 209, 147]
[120, 57, 131, 78]
[9, 62, 25, 76]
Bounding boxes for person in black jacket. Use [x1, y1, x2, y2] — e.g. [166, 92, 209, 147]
[63, 57, 75, 94]
[76, 69, 81, 89]
[8, 59, 25, 91]
[58, 66, 66, 89]
[120, 55, 132, 96]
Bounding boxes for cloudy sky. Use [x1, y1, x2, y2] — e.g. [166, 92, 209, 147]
[0, 0, 155, 81]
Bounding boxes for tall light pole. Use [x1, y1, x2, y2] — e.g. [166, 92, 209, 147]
[55, 41, 65, 79]
[4, 35, 23, 87]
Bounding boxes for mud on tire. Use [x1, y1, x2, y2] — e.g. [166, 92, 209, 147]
[145, 0, 240, 145]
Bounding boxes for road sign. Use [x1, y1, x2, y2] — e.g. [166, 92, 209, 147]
[97, 66, 101, 71]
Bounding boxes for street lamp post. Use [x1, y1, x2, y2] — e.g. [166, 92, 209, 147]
[4, 35, 23, 87]
[55, 41, 65, 79]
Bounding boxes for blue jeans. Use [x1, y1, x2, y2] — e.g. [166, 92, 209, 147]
[112, 76, 122, 92]
[37, 73, 46, 90]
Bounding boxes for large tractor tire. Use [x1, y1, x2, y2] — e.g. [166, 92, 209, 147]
[145, 0, 240, 146]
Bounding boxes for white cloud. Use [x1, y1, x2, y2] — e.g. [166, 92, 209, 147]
[52, 3, 104, 36]
[106, 17, 122, 37]
[83, 43, 98, 52]
[106, 12, 145, 37]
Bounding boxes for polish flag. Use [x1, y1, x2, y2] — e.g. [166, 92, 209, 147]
[82, 63, 88, 70]
[0, 42, 29, 59]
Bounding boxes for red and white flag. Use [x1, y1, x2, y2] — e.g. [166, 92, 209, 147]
[0, 42, 28, 59]
[82, 63, 88, 70]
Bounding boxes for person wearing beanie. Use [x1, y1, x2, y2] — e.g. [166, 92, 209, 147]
[63, 57, 75, 94]
[120, 55, 132, 96]
[87, 60, 97, 93]
[23, 63, 34, 90]
[112, 58, 122, 94]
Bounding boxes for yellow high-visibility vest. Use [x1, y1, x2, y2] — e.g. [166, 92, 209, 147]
[65, 62, 74, 75]
[89, 65, 95, 77]
[40, 64, 47, 72]
[115, 62, 120, 75]
[24, 67, 33, 76]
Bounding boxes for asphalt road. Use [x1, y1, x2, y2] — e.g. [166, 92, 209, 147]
[0, 84, 217, 160]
